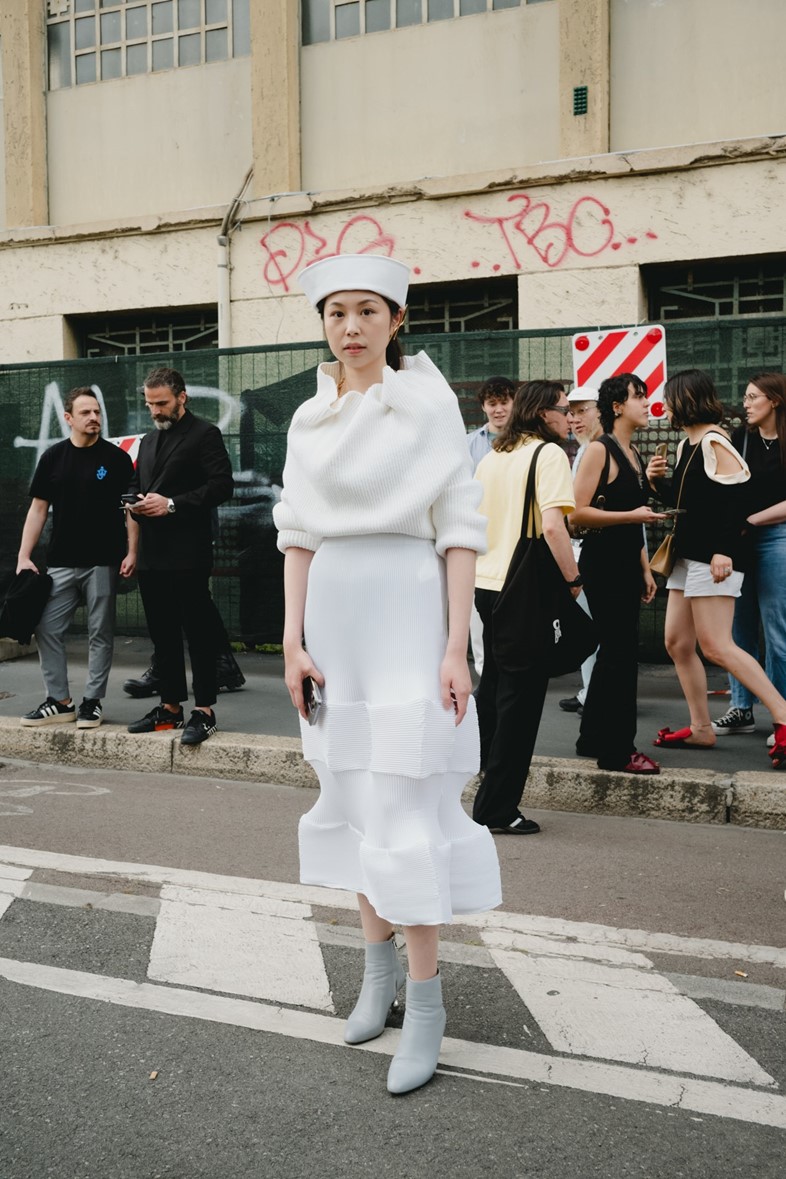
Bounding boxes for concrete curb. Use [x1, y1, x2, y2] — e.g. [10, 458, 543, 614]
[0, 716, 784, 829]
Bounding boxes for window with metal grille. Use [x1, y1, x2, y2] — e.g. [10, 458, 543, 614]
[46, 0, 250, 90]
[70, 307, 219, 357]
[646, 257, 786, 321]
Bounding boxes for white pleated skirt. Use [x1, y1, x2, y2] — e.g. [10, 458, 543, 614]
[299, 534, 502, 926]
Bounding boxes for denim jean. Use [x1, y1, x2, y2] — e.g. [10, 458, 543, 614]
[730, 523, 786, 709]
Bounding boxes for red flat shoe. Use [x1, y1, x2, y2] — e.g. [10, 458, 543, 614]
[622, 752, 660, 775]
[769, 723, 786, 770]
[653, 726, 715, 750]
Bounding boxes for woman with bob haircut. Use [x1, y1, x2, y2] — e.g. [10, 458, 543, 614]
[713, 373, 786, 740]
[570, 373, 664, 774]
[647, 368, 786, 767]
[473, 379, 581, 834]
[274, 254, 501, 1095]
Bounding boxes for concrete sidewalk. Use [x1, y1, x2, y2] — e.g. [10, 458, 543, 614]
[1, 637, 784, 829]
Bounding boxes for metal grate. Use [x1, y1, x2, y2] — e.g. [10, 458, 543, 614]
[573, 85, 588, 116]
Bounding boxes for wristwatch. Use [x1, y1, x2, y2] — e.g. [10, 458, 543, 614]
[166, 498, 176, 514]
[565, 574, 583, 587]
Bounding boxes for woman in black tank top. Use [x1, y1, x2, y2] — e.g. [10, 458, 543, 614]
[571, 373, 666, 774]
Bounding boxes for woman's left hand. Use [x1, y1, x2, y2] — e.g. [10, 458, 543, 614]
[440, 650, 472, 726]
[641, 569, 657, 604]
[710, 553, 734, 583]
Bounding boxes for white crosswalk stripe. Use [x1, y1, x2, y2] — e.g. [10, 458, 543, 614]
[149, 884, 334, 1011]
[0, 845, 783, 1128]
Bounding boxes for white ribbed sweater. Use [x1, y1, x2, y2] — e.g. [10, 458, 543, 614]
[273, 351, 487, 556]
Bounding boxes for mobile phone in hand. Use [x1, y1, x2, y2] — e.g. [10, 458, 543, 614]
[120, 493, 141, 507]
[655, 443, 669, 460]
[303, 676, 323, 725]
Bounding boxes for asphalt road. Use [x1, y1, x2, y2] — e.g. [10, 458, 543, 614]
[0, 758, 784, 1178]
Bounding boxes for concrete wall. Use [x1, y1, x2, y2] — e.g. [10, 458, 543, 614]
[46, 58, 253, 226]
[611, 0, 786, 151]
[2, 138, 784, 360]
[300, 5, 560, 191]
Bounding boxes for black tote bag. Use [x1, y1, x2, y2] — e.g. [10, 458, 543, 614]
[491, 443, 597, 677]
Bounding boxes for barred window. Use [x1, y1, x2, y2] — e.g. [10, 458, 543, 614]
[69, 307, 219, 357]
[302, 0, 550, 45]
[646, 258, 786, 321]
[46, 0, 251, 90]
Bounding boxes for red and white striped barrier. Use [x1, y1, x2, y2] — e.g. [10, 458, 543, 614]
[108, 433, 143, 465]
[572, 326, 668, 417]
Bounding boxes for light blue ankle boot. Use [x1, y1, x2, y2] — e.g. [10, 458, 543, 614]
[387, 973, 446, 1095]
[344, 936, 406, 1045]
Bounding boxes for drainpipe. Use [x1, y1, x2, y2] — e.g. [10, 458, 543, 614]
[217, 165, 254, 349]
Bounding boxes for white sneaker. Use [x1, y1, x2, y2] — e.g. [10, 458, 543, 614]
[767, 733, 775, 748]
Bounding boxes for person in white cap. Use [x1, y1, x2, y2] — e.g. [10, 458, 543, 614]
[273, 254, 501, 1095]
[559, 385, 601, 716]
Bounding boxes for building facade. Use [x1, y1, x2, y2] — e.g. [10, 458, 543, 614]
[0, 0, 785, 364]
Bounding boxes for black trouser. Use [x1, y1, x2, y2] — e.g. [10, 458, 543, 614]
[472, 587, 550, 828]
[578, 557, 642, 769]
[138, 569, 219, 708]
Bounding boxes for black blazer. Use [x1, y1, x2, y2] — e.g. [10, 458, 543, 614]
[130, 411, 234, 571]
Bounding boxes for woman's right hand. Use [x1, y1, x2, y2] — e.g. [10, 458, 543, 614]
[646, 455, 668, 483]
[628, 505, 668, 524]
[284, 646, 325, 720]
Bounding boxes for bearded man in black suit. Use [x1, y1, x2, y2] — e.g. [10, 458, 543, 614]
[126, 367, 234, 745]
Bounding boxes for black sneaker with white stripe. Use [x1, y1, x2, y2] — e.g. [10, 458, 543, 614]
[489, 814, 541, 835]
[76, 698, 102, 729]
[180, 708, 218, 746]
[20, 697, 76, 727]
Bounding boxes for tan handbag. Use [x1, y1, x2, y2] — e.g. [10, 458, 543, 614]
[649, 532, 675, 577]
[649, 440, 702, 578]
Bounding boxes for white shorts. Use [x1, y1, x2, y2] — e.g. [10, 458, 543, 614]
[666, 557, 744, 598]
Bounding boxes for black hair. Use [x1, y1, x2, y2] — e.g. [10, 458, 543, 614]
[316, 295, 404, 371]
[478, 376, 515, 406]
[597, 372, 648, 433]
[494, 380, 566, 451]
[144, 366, 187, 397]
[64, 386, 99, 416]
[663, 369, 725, 430]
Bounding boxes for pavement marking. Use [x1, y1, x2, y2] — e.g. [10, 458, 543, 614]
[663, 971, 786, 1013]
[0, 780, 110, 817]
[19, 881, 161, 918]
[2, 845, 784, 969]
[487, 944, 775, 1086]
[2, 955, 785, 1131]
[148, 885, 334, 1012]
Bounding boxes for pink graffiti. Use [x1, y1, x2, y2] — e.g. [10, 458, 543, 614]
[260, 214, 396, 293]
[464, 193, 656, 270]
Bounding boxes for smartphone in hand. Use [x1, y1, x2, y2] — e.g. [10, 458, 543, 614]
[655, 443, 669, 460]
[303, 676, 323, 725]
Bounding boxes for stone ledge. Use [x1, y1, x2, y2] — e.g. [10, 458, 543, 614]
[0, 717, 783, 829]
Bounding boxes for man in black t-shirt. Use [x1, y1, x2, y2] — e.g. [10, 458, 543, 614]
[16, 387, 136, 728]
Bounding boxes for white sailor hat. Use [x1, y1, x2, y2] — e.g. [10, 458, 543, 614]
[567, 385, 599, 402]
[298, 253, 410, 309]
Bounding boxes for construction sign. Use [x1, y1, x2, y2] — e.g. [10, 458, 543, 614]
[571, 326, 668, 417]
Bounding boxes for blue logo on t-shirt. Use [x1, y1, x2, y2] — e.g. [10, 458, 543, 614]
[96, 466, 107, 480]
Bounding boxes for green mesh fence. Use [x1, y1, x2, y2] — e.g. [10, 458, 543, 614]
[1, 316, 784, 658]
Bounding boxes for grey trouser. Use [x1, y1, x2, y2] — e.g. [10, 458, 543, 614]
[35, 566, 118, 701]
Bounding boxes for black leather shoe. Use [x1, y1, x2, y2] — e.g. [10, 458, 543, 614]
[559, 696, 583, 714]
[122, 666, 160, 698]
[489, 815, 541, 835]
[217, 651, 246, 693]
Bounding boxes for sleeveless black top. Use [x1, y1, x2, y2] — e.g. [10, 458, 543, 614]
[580, 434, 647, 569]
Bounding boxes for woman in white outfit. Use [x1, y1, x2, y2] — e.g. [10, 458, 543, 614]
[273, 254, 501, 1095]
